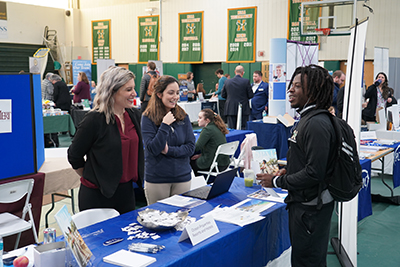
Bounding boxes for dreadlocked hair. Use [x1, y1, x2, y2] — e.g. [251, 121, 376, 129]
[288, 64, 334, 110]
[200, 109, 229, 134]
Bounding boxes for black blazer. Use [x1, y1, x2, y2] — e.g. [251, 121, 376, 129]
[221, 74, 254, 116]
[68, 108, 144, 198]
[53, 81, 71, 113]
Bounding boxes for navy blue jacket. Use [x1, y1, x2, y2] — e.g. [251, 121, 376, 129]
[221, 74, 253, 116]
[251, 81, 269, 119]
[141, 114, 195, 183]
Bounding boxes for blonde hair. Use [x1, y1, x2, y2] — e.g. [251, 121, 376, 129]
[92, 66, 135, 124]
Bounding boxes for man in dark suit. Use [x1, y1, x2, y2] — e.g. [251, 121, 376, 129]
[222, 65, 254, 129]
[250, 70, 269, 120]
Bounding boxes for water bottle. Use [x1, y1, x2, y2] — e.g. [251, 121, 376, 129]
[374, 79, 382, 86]
[262, 110, 267, 118]
[0, 235, 3, 267]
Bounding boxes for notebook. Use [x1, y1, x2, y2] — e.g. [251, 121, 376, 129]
[103, 249, 156, 267]
[182, 168, 238, 200]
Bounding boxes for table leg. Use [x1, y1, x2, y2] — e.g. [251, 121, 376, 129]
[379, 157, 394, 197]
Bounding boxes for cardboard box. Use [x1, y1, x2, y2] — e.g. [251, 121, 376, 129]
[34, 242, 66, 267]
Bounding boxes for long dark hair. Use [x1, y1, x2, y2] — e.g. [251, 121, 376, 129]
[375, 72, 392, 99]
[143, 75, 187, 126]
[201, 109, 228, 134]
[288, 64, 334, 110]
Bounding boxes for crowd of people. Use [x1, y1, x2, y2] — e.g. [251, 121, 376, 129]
[37, 61, 396, 267]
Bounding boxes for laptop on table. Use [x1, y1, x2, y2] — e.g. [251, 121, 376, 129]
[182, 168, 238, 200]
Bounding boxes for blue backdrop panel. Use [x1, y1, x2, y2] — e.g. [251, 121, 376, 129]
[32, 74, 45, 170]
[0, 74, 43, 180]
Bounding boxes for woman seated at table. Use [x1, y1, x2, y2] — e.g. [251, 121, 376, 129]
[71, 72, 91, 104]
[68, 66, 144, 214]
[141, 75, 195, 205]
[190, 109, 230, 177]
[196, 83, 206, 98]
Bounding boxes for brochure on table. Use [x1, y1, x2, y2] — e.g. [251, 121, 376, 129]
[54, 205, 93, 267]
[252, 149, 279, 175]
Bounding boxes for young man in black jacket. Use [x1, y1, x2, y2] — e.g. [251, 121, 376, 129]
[257, 65, 336, 267]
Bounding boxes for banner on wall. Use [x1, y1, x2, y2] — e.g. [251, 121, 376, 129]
[178, 11, 203, 64]
[0, 1, 7, 39]
[287, 0, 319, 43]
[227, 6, 257, 63]
[72, 60, 92, 86]
[138, 15, 159, 64]
[92, 19, 111, 64]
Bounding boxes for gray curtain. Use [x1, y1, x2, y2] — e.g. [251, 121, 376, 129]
[389, 57, 400, 101]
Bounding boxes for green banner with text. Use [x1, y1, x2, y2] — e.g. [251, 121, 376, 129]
[288, 0, 320, 43]
[178, 11, 203, 64]
[92, 20, 111, 64]
[138, 15, 159, 64]
[227, 7, 256, 63]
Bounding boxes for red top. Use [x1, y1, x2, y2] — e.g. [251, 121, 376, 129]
[80, 112, 139, 189]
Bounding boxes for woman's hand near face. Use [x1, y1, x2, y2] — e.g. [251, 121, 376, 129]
[162, 111, 176, 125]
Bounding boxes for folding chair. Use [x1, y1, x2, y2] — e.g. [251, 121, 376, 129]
[71, 208, 120, 229]
[198, 141, 239, 183]
[0, 179, 39, 249]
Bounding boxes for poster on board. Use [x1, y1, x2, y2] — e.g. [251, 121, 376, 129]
[72, 60, 92, 86]
[92, 19, 111, 64]
[178, 11, 203, 64]
[227, 6, 257, 63]
[138, 15, 159, 64]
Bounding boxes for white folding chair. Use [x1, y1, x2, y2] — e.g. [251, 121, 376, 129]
[198, 141, 239, 183]
[0, 179, 39, 249]
[71, 208, 120, 229]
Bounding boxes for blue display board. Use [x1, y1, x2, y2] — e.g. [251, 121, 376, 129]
[0, 74, 44, 180]
[72, 60, 92, 85]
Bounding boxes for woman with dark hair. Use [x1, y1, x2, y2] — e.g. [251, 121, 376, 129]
[190, 109, 230, 177]
[141, 75, 195, 205]
[362, 72, 397, 122]
[72, 72, 91, 103]
[68, 66, 144, 214]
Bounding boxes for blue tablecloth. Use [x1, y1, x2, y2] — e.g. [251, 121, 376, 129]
[194, 129, 254, 158]
[247, 121, 292, 159]
[359, 158, 372, 221]
[79, 178, 290, 267]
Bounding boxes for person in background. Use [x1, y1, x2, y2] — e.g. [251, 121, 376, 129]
[91, 81, 97, 94]
[68, 66, 144, 214]
[141, 75, 195, 205]
[225, 73, 231, 79]
[190, 109, 230, 177]
[213, 69, 227, 122]
[332, 70, 345, 116]
[196, 83, 206, 98]
[71, 72, 91, 104]
[140, 61, 157, 113]
[184, 71, 196, 101]
[250, 70, 269, 120]
[41, 72, 54, 100]
[362, 72, 397, 122]
[51, 74, 71, 114]
[256, 65, 336, 267]
[222, 65, 254, 129]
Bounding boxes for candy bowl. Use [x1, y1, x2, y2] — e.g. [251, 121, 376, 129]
[137, 208, 189, 231]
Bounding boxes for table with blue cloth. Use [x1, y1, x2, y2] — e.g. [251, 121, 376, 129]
[79, 178, 290, 267]
[194, 129, 254, 158]
[247, 120, 292, 159]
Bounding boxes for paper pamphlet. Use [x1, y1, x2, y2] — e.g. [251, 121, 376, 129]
[263, 116, 278, 124]
[103, 249, 156, 267]
[277, 113, 295, 127]
[232, 199, 276, 214]
[247, 189, 287, 203]
[252, 149, 279, 175]
[54, 205, 93, 267]
[158, 195, 206, 208]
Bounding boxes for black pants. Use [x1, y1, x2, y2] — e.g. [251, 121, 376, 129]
[288, 201, 334, 267]
[218, 100, 226, 123]
[227, 114, 248, 130]
[78, 181, 136, 215]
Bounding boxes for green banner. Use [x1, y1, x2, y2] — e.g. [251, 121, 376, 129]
[178, 11, 203, 63]
[288, 0, 319, 43]
[138, 15, 159, 64]
[92, 20, 111, 64]
[227, 7, 256, 63]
